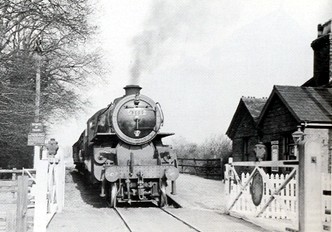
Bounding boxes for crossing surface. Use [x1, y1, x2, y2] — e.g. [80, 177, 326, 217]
[47, 168, 271, 232]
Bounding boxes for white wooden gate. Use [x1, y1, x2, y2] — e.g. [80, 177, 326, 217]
[226, 128, 332, 232]
[225, 160, 299, 231]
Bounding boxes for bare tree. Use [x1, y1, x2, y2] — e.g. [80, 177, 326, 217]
[172, 134, 232, 160]
[200, 134, 232, 160]
[0, 0, 101, 168]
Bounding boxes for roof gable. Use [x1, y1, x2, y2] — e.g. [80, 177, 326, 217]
[258, 85, 332, 125]
[242, 97, 267, 122]
[226, 97, 267, 139]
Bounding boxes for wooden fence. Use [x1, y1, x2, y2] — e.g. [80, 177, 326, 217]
[0, 156, 65, 232]
[177, 158, 224, 179]
[0, 168, 36, 232]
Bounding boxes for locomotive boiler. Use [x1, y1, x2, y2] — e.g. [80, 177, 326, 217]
[72, 85, 179, 207]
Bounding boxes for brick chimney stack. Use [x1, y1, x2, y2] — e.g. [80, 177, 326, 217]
[310, 20, 331, 86]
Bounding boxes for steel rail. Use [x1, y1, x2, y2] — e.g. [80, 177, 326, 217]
[160, 208, 202, 232]
[113, 208, 133, 232]
[107, 196, 200, 232]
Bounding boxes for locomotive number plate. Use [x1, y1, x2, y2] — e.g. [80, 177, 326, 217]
[128, 109, 147, 116]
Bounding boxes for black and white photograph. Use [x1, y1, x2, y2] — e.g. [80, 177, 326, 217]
[0, 0, 331, 231]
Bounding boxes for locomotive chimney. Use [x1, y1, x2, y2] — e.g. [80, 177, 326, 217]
[124, 85, 142, 96]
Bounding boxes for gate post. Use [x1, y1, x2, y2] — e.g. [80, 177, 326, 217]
[16, 176, 29, 232]
[56, 152, 65, 212]
[33, 160, 48, 232]
[224, 164, 230, 194]
[298, 128, 328, 232]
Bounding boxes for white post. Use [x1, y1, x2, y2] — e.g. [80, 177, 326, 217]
[34, 159, 48, 232]
[224, 164, 230, 194]
[298, 128, 328, 232]
[56, 152, 65, 212]
[225, 156, 233, 210]
[33, 146, 40, 169]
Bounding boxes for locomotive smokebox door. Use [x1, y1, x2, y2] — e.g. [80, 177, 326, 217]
[111, 86, 163, 145]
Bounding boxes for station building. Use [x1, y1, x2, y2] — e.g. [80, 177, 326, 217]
[226, 19, 332, 174]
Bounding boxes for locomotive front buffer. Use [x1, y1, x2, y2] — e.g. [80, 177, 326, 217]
[96, 142, 179, 205]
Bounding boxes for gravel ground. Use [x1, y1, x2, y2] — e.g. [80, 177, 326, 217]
[62, 167, 226, 211]
[168, 174, 226, 212]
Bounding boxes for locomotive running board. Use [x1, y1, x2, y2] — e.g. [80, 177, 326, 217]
[155, 132, 175, 139]
[91, 132, 173, 142]
[91, 132, 117, 142]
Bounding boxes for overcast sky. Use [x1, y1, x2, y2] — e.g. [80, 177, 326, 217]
[51, 0, 332, 148]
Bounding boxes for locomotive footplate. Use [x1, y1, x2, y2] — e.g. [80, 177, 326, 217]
[104, 165, 179, 182]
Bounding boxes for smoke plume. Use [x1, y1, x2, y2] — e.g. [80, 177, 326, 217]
[129, 1, 190, 84]
[129, 0, 241, 85]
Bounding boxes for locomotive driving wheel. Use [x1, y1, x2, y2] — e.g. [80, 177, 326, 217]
[159, 179, 167, 207]
[107, 182, 118, 208]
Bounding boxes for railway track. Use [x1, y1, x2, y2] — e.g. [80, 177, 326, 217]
[159, 207, 202, 232]
[112, 205, 202, 232]
[71, 169, 201, 231]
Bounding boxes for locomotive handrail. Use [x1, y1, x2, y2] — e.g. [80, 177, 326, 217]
[156, 102, 164, 126]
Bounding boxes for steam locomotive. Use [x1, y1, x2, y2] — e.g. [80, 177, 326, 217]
[72, 85, 179, 207]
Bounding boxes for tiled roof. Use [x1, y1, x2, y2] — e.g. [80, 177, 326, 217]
[274, 85, 332, 122]
[226, 97, 267, 138]
[242, 97, 267, 122]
